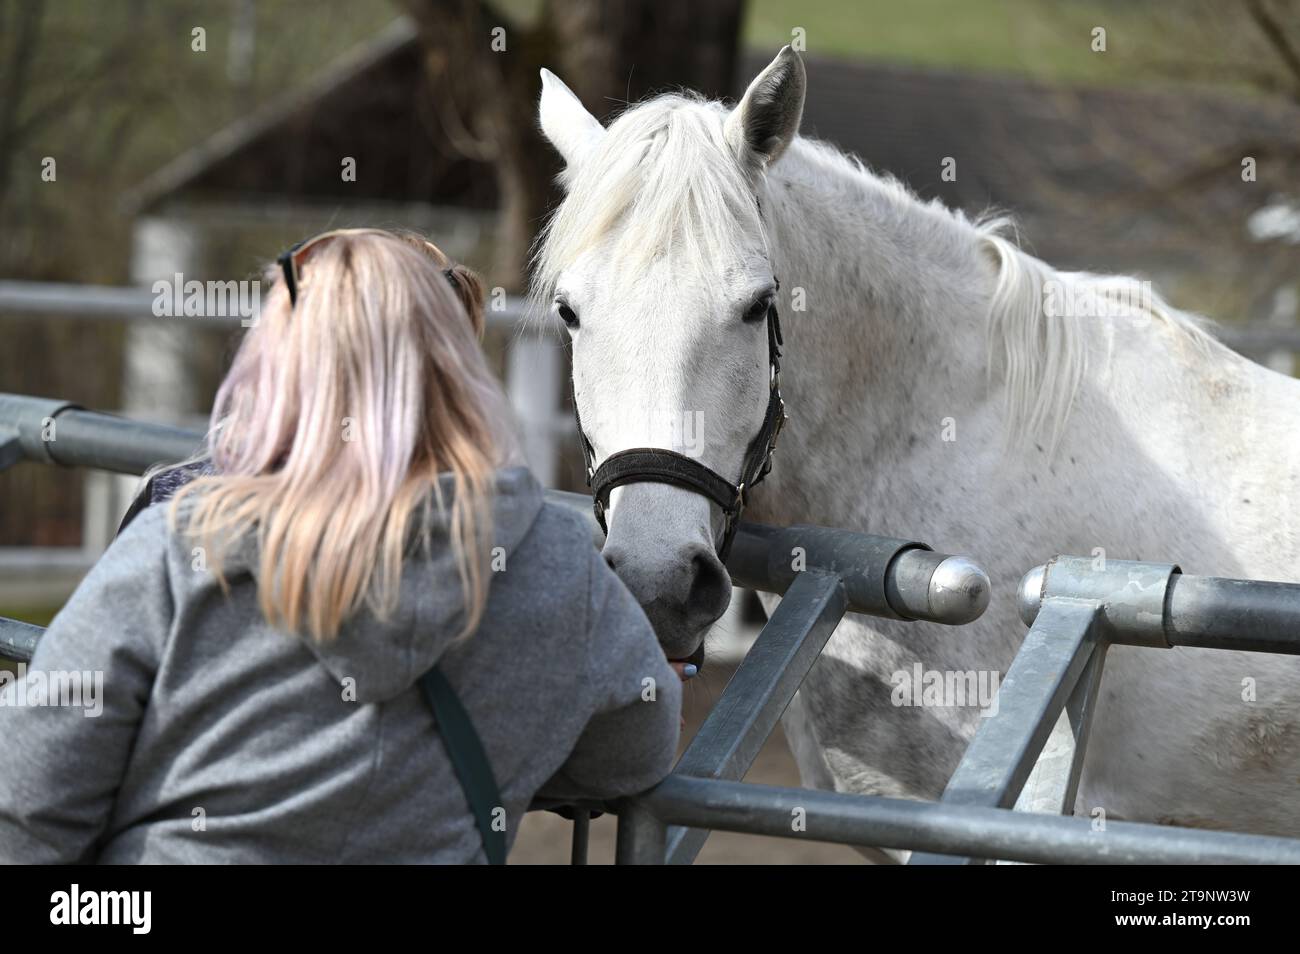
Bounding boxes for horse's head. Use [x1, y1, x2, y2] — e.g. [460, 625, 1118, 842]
[535, 48, 806, 661]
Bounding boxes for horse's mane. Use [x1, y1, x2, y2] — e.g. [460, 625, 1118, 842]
[977, 218, 1221, 453]
[785, 134, 1222, 452]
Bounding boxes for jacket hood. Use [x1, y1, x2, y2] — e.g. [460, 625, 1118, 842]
[225, 466, 545, 703]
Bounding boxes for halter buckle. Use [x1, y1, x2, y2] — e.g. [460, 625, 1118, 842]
[772, 396, 787, 447]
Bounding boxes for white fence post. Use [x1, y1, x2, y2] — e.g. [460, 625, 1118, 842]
[505, 336, 564, 488]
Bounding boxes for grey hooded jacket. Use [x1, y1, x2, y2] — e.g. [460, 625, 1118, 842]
[0, 466, 680, 863]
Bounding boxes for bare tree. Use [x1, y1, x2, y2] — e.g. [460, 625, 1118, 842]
[0, 0, 47, 213]
[401, 0, 745, 290]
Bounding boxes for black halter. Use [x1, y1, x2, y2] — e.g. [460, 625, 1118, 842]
[573, 279, 787, 560]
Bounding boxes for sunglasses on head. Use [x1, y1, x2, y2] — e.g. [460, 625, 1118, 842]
[276, 228, 458, 308]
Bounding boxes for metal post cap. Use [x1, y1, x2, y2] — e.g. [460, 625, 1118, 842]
[928, 555, 991, 625]
[1017, 564, 1047, 626]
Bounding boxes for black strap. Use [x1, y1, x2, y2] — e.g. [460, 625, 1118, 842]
[573, 375, 598, 483]
[116, 474, 157, 536]
[277, 242, 303, 306]
[418, 665, 506, 865]
[740, 380, 786, 486]
[593, 448, 741, 521]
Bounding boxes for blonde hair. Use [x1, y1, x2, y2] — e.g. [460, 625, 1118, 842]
[171, 229, 512, 642]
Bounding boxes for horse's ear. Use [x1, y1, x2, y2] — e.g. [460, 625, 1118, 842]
[538, 68, 605, 178]
[724, 46, 806, 177]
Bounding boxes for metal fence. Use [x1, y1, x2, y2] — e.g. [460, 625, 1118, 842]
[0, 280, 570, 485]
[908, 557, 1300, 864]
[4, 394, 1300, 864]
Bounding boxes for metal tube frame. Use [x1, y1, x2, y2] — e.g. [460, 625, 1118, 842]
[5, 397, 1300, 865]
[909, 556, 1300, 865]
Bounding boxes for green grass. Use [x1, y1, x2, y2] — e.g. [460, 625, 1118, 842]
[744, 0, 1251, 89]
[494, 0, 1248, 90]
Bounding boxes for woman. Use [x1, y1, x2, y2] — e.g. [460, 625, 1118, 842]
[0, 229, 681, 863]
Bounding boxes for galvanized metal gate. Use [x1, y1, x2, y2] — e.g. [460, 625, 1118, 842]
[3, 393, 1300, 864]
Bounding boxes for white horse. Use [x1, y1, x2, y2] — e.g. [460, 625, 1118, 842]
[534, 47, 1300, 840]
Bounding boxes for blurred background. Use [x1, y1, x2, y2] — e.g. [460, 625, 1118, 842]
[2, 0, 1299, 861]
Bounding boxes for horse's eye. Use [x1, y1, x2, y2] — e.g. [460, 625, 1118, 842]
[555, 299, 579, 329]
[743, 295, 773, 324]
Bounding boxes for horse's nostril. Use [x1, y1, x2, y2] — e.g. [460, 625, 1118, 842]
[599, 500, 733, 653]
[687, 546, 732, 625]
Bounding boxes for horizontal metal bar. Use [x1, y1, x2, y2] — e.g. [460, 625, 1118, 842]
[725, 520, 989, 625]
[7, 281, 1295, 357]
[43, 409, 203, 475]
[0, 615, 42, 663]
[0, 280, 534, 331]
[0, 394, 203, 475]
[1018, 556, 1177, 647]
[1165, 574, 1300, 654]
[0, 281, 162, 319]
[635, 774, 1300, 865]
[884, 549, 989, 624]
[1020, 557, 1300, 654]
[664, 570, 846, 864]
[1216, 325, 1300, 353]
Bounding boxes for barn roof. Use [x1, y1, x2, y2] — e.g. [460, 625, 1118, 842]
[799, 55, 1300, 263]
[123, 18, 496, 215]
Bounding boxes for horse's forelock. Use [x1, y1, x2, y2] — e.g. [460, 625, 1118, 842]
[532, 94, 766, 307]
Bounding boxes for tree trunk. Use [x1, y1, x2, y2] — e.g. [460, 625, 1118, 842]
[403, 0, 745, 290]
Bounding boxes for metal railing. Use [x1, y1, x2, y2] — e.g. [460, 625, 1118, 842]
[0, 280, 530, 330]
[4, 279, 1296, 353]
[0, 280, 572, 489]
[907, 556, 1300, 865]
[5, 394, 1300, 864]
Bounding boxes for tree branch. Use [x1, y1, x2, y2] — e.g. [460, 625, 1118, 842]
[1246, 0, 1300, 100]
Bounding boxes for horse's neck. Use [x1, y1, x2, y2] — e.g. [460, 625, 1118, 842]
[757, 139, 1263, 543]
[759, 142, 999, 519]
